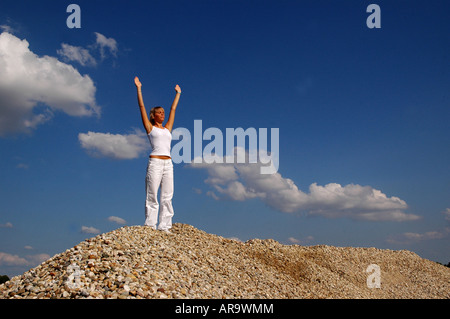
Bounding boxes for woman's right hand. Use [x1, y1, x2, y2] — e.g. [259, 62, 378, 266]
[134, 76, 142, 88]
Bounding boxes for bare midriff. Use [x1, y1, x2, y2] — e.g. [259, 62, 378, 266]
[150, 155, 171, 160]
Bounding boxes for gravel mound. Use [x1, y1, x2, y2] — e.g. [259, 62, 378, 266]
[1, 223, 449, 299]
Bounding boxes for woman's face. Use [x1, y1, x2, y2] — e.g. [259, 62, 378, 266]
[153, 108, 165, 123]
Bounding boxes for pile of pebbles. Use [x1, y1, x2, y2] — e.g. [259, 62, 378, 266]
[1, 223, 449, 299]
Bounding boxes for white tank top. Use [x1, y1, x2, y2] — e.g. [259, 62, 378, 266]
[147, 127, 172, 157]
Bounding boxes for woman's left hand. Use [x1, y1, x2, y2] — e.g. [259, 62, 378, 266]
[175, 84, 181, 94]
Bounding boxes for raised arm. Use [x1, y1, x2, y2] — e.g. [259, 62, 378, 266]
[135, 76, 152, 134]
[165, 84, 181, 132]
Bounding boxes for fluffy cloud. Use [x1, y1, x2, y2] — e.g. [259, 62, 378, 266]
[190, 150, 419, 222]
[0, 25, 14, 33]
[386, 208, 450, 245]
[25, 253, 51, 265]
[443, 208, 450, 221]
[81, 226, 100, 234]
[0, 222, 13, 228]
[287, 236, 314, 245]
[287, 237, 301, 244]
[0, 252, 49, 266]
[57, 43, 97, 66]
[107, 216, 126, 225]
[0, 252, 28, 266]
[0, 32, 99, 136]
[78, 129, 148, 160]
[387, 228, 450, 244]
[402, 230, 448, 241]
[57, 32, 118, 66]
[94, 32, 118, 59]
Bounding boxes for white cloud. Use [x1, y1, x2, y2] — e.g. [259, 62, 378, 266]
[402, 231, 448, 241]
[0, 222, 13, 228]
[387, 227, 450, 245]
[94, 32, 118, 59]
[108, 216, 126, 225]
[0, 32, 99, 136]
[190, 149, 419, 222]
[57, 32, 118, 66]
[387, 209, 450, 245]
[287, 236, 314, 245]
[0, 25, 14, 33]
[81, 226, 100, 234]
[79, 129, 148, 160]
[287, 237, 301, 244]
[443, 208, 450, 221]
[57, 43, 97, 66]
[25, 253, 50, 265]
[0, 252, 49, 266]
[0, 252, 28, 266]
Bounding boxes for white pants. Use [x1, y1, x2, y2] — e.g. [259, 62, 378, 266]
[144, 157, 174, 230]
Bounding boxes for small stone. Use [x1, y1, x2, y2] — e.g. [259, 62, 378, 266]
[1, 223, 449, 300]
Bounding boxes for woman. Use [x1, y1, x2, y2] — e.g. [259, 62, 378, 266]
[134, 76, 181, 232]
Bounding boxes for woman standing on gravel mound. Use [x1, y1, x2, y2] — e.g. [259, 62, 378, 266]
[134, 76, 181, 233]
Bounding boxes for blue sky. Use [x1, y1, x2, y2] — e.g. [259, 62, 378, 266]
[0, 0, 449, 277]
